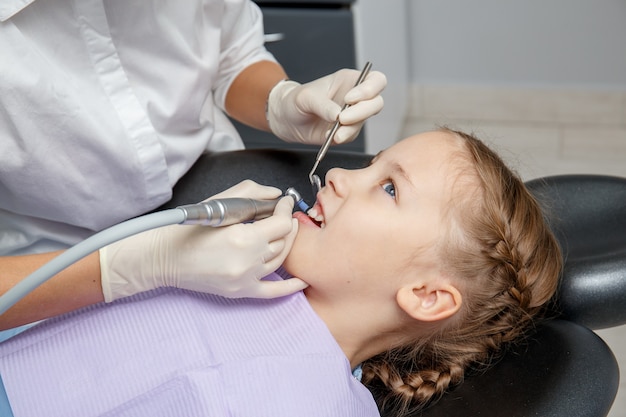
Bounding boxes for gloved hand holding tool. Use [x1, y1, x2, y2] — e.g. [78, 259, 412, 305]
[100, 180, 307, 302]
[266, 65, 387, 145]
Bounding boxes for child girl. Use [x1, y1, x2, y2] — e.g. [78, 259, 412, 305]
[285, 126, 562, 414]
[0, 128, 561, 416]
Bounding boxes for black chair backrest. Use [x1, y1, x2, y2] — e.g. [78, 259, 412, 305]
[527, 175, 626, 330]
[161, 149, 624, 417]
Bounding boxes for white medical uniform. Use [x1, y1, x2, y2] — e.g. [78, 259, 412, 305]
[0, 0, 276, 255]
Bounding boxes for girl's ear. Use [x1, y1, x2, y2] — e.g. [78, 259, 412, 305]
[396, 282, 462, 322]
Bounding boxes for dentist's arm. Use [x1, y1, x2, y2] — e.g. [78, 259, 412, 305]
[0, 251, 103, 330]
[225, 60, 287, 132]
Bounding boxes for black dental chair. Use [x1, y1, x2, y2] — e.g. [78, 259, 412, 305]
[160, 148, 626, 417]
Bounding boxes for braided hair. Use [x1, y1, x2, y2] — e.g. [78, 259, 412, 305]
[361, 128, 562, 415]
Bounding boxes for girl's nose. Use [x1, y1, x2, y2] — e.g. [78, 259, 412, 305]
[325, 167, 351, 197]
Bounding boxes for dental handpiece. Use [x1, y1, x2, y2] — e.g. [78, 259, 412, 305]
[177, 188, 307, 227]
[178, 198, 281, 227]
[285, 187, 311, 213]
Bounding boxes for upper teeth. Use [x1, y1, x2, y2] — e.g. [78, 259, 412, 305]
[307, 207, 325, 228]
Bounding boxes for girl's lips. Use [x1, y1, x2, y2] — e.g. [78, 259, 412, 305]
[292, 211, 321, 228]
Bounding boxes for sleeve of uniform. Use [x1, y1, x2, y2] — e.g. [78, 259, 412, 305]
[212, 0, 277, 112]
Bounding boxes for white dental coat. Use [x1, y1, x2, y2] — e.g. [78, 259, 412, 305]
[0, 0, 276, 255]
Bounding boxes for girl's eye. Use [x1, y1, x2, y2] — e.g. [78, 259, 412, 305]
[381, 181, 396, 198]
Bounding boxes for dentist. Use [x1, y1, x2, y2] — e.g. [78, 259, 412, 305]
[0, 0, 386, 332]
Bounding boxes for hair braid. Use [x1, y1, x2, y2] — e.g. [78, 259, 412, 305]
[362, 128, 562, 415]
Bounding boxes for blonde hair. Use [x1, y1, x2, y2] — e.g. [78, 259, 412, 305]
[361, 128, 562, 414]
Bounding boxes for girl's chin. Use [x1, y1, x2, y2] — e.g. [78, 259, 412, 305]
[281, 254, 297, 276]
[282, 247, 310, 279]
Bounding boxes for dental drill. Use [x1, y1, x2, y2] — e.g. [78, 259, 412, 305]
[284, 187, 311, 214]
[178, 197, 282, 226]
[0, 189, 312, 316]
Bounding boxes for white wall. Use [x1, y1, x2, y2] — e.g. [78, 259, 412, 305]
[401, 0, 626, 183]
[408, 0, 626, 89]
[354, 0, 411, 153]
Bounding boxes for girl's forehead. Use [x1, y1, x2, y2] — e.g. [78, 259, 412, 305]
[385, 131, 463, 168]
[388, 132, 474, 202]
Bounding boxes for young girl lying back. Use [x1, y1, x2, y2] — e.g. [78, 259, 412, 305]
[0, 128, 561, 416]
[286, 126, 562, 414]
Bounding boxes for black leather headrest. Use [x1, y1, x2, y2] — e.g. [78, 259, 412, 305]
[527, 175, 626, 329]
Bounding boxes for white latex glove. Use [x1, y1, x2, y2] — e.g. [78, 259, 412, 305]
[267, 68, 387, 145]
[100, 180, 307, 302]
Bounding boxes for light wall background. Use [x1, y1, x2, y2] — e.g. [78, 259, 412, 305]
[408, 0, 626, 89]
[358, 0, 626, 180]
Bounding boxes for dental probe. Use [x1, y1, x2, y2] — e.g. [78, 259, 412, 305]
[308, 61, 372, 194]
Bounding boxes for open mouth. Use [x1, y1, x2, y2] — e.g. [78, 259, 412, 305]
[307, 206, 325, 228]
[293, 211, 322, 228]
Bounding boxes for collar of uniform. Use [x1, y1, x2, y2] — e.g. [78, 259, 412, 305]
[0, 0, 37, 22]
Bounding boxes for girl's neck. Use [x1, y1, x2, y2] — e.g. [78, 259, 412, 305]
[304, 288, 410, 369]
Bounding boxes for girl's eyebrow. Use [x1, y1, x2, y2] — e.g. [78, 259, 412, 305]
[370, 151, 417, 192]
[390, 161, 416, 192]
